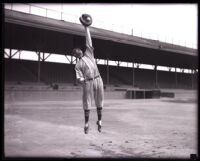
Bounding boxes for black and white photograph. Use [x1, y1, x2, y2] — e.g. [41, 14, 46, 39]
[3, 3, 198, 159]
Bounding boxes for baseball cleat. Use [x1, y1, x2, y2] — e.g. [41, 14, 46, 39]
[96, 121, 101, 132]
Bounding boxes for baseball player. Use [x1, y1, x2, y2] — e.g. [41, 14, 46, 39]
[72, 14, 104, 134]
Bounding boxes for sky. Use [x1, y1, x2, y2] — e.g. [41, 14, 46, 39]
[29, 3, 198, 48]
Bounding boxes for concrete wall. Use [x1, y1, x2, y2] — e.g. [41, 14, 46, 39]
[161, 89, 198, 100]
[4, 88, 197, 103]
[4, 90, 126, 102]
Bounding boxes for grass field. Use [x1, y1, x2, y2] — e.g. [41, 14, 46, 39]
[4, 97, 197, 158]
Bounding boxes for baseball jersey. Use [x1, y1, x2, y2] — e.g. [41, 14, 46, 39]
[75, 44, 100, 81]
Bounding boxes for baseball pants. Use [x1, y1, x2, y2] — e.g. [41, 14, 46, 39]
[82, 77, 104, 110]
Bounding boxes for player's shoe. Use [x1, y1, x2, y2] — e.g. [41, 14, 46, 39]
[96, 121, 101, 132]
[84, 126, 89, 134]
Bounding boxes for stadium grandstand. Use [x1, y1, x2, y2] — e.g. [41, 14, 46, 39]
[4, 4, 198, 101]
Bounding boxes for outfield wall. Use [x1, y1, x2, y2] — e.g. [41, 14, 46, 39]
[4, 90, 126, 102]
[4, 81, 197, 102]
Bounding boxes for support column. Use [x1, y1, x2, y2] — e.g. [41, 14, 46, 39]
[9, 49, 12, 76]
[9, 48, 12, 59]
[106, 58, 109, 85]
[37, 52, 41, 82]
[42, 52, 45, 62]
[191, 69, 194, 89]
[19, 50, 21, 59]
[132, 60, 135, 87]
[175, 68, 177, 88]
[154, 65, 158, 88]
[71, 55, 73, 64]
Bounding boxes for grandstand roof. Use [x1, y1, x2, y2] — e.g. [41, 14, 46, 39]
[4, 9, 198, 69]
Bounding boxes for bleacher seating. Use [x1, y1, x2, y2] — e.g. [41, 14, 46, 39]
[5, 59, 37, 82]
[40, 62, 76, 84]
[177, 72, 193, 89]
[135, 68, 155, 88]
[4, 59, 76, 84]
[4, 58, 197, 90]
[157, 70, 176, 89]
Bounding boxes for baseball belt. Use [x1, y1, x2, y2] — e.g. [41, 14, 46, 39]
[85, 75, 100, 82]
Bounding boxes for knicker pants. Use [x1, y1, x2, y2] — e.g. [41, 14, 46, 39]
[82, 77, 104, 110]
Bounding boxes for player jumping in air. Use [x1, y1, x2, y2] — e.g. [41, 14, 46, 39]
[72, 14, 104, 134]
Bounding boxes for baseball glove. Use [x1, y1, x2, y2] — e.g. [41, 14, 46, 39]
[79, 14, 92, 27]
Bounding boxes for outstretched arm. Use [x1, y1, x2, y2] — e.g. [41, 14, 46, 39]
[84, 26, 92, 47]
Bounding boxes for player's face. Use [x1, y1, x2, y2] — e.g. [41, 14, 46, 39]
[74, 49, 83, 58]
[74, 50, 83, 58]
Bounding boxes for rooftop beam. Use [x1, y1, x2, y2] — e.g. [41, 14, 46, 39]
[5, 9, 197, 57]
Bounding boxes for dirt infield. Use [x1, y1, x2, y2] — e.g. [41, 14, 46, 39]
[4, 97, 197, 158]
